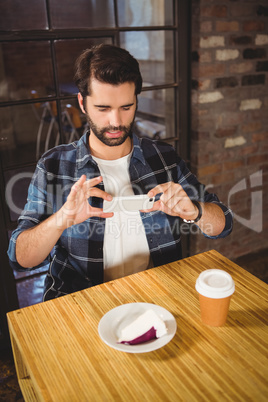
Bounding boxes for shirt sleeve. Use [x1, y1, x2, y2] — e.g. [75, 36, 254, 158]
[7, 160, 53, 271]
[176, 156, 233, 239]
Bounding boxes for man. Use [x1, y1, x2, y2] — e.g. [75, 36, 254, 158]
[8, 44, 233, 301]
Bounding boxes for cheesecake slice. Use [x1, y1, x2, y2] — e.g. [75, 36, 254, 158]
[118, 309, 167, 345]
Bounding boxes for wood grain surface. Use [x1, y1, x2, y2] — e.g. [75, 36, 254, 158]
[7, 250, 268, 401]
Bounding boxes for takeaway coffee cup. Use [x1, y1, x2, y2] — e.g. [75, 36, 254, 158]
[195, 269, 235, 326]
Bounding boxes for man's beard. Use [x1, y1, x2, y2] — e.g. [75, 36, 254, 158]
[85, 113, 134, 147]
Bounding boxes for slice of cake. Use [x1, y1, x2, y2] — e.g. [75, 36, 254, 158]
[118, 309, 167, 345]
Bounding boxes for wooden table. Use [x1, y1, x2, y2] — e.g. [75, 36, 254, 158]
[7, 250, 268, 401]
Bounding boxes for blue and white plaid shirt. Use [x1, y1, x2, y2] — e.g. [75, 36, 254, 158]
[8, 132, 233, 300]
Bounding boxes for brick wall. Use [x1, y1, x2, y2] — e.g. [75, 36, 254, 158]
[190, 0, 268, 260]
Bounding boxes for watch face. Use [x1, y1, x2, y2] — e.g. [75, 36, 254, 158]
[183, 219, 195, 224]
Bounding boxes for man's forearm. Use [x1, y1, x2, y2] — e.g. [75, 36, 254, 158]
[16, 211, 65, 268]
[196, 203, 225, 236]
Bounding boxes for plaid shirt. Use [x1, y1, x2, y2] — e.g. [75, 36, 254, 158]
[8, 132, 233, 300]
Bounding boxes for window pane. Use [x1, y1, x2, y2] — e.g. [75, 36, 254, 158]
[120, 31, 174, 86]
[4, 166, 35, 222]
[0, 101, 59, 168]
[60, 100, 86, 143]
[117, 0, 173, 26]
[55, 38, 113, 96]
[135, 88, 175, 140]
[49, 0, 115, 28]
[0, 42, 55, 102]
[0, 0, 48, 31]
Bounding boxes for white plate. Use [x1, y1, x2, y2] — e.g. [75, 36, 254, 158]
[98, 303, 177, 353]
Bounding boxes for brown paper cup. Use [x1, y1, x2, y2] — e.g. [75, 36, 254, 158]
[195, 269, 235, 327]
[198, 294, 232, 326]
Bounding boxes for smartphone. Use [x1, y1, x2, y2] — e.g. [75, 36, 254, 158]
[103, 195, 155, 213]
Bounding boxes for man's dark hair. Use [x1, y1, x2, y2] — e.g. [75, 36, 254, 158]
[74, 44, 143, 99]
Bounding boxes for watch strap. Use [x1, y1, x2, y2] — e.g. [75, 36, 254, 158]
[183, 200, 202, 224]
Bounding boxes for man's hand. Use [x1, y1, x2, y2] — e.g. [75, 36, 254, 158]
[16, 175, 113, 268]
[147, 182, 198, 221]
[147, 181, 226, 237]
[58, 175, 113, 229]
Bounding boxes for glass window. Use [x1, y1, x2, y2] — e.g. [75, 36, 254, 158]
[120, 31, 174, 86]
[0, 101, 59, 168]
[55, 38, 113, 96]
[60, 99, 86, 143]
[135, 88, 175, 140]
[4, 166, 35, 222]
[49, 0, 115, 29]
[117, 0, 173, 27]
[0, 42, 54, 102]
[0, 0, 48, 31]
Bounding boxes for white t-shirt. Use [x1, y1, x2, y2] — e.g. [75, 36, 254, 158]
[92, 152, 151, 282]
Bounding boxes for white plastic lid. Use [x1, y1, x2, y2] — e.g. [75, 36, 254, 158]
[195, 269, 235, 299]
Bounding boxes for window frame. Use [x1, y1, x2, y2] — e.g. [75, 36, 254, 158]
[0, 0, 191, 157]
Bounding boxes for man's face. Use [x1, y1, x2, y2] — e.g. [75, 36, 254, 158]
[81, 79, 137, 147]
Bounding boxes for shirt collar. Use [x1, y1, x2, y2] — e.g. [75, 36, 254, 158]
[132, 133, 146, 165]
[76, 131, 95, 170]
[76, 131, 146, 170]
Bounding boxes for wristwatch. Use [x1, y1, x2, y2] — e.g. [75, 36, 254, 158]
[183, 200, 202, 224]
